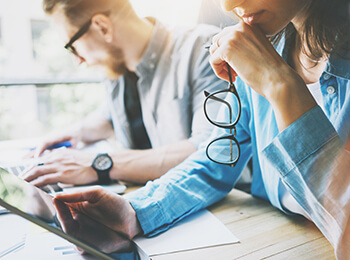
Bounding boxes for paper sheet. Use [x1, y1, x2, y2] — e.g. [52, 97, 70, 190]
[133, 209, 239, 256]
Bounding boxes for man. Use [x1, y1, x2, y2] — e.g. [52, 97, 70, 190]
[23, 0, 225, 186]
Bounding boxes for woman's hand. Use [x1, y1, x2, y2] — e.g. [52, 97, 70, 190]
[209, 22, 317, 131]
[54, 186, 142, 239]
[209, 22, 295, 98]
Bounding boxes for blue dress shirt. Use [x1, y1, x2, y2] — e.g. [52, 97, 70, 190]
[125, 34, 350, 237]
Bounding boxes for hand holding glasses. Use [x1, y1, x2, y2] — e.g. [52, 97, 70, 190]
[204, 63, 241, 167]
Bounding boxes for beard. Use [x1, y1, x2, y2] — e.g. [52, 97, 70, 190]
[103, 45, 127, 80]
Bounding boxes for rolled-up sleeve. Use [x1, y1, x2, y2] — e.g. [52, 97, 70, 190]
[124, 119, 252, 236]
[123, 146, 237, 236]
[262, 106, 349, 257]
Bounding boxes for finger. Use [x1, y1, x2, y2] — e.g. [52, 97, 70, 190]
[211, 24, 240, 51]
[30, 173, 61, 187]
[54, 198, 73, 221]
[209, 48, 237, 83]
[35, 141, 57, 158]
[209, 40, 220, 55]
[35, 136, 72, 158]
[22, 164, 58, 182]
[55, 186, 104, 204]
[53, 198, 75, 232]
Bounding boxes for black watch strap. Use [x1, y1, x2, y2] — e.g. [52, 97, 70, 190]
[92, 153, 113, 185]
[97, 170, 112, 185]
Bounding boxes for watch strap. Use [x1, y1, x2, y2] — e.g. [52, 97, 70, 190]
[97, 170, 112, 185]
[92, 153, 113, 185]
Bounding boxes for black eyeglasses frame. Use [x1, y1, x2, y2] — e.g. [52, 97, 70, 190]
[64, 11, 111, 57]
[64, 19, 92, 57]
[203, 64, 242, 167]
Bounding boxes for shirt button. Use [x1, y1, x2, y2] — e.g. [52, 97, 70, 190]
[323, 73, 331, 80]
[149, 63, 155, 69]
[327, 86, 335, 94]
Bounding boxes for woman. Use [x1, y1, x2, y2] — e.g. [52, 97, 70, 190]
[208, 0, 350, 258]
[54, 0, 349, 258]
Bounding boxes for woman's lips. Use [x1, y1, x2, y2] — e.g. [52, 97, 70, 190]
[241, 10, 264, 25]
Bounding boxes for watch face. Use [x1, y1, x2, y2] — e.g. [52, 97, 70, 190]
[94, 155, 112, 171]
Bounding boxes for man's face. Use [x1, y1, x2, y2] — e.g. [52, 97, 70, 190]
[53, 10, 127, 79]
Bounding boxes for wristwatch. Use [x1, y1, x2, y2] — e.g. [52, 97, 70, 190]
[91, 153, 113, 184]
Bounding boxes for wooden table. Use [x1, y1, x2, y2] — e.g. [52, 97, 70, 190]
[151, 189, 335, 260]
[0, 184, 335, 259]
[0, 138, 336, 259]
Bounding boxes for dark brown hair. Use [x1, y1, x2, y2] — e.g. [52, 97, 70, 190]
[272, 0, 350, 60]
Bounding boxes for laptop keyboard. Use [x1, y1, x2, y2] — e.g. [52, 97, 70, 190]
[4, 165, 26, 177]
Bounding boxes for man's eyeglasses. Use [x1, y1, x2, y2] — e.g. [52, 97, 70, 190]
[64, 11, 111, 57]
[203, 64, 241, 167]
[64, 19, 92, 57]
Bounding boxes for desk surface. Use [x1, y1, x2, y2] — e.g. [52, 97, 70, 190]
[0, 185, 335, 259]
[151, 188, 335, 260]
[0, 139, 336, 259]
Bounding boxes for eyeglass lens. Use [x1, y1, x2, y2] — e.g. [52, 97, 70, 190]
[204, 63, 241, 166]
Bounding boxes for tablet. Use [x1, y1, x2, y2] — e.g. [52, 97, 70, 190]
[0, 167, 149, 260]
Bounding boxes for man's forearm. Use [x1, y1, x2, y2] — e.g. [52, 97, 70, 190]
[110, 140, 196, 184]
[79, 111, 114, 144]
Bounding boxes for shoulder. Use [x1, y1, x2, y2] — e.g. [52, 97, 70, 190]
[169, 24, 220, 56]
[170, 25, 220, 75]
[172, 23, 221, 42]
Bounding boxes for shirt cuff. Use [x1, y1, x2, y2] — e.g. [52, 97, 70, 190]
[123, 187, 167, 236]
[262, 106, 338, 177]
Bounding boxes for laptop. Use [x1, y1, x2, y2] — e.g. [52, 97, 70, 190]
[0, 167, 149, 260]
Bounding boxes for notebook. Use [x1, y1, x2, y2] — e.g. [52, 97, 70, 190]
[0, 167, 149, 260]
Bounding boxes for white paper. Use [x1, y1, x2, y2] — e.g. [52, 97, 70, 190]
[4, 232, 95, 260]
[133, 209, 239, 256]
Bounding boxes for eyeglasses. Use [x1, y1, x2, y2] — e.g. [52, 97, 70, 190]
[64, 11, 111, 57]
[203, 64, 241, 167]
[64, 19, 92, 57]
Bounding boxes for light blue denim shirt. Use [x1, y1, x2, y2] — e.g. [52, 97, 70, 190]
[261, 45, 350, 257]
[125, 34, 350, 237]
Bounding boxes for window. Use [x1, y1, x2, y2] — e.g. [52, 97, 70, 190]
[0, 17, 2, 41]
[0, 17, 4, 68]
[0, 0, 205, 141]
[0, 0, 103, 141]
[31, 19, 49, 59]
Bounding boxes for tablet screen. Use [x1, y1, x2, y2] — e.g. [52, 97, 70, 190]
[0, 167, 147, 260]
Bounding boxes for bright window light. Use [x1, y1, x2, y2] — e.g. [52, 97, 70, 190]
[130, 0, 203, 27]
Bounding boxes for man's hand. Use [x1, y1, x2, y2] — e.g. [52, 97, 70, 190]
[21, 149, 98, 186]
[34, 131, 81, 158]
[54, 187, 142, 239]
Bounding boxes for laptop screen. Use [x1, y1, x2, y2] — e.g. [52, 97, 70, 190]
[0, 167, 148, 260]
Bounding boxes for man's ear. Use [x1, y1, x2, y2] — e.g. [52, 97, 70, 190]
[91, 14, 113, 43]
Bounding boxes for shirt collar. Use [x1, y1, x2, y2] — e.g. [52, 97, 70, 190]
[104, 18, 168, 92]
[277, 32, 350, 80]
[135, 18, 168, 79]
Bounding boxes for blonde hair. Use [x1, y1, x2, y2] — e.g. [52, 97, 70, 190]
[43, 0, 131, 26]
